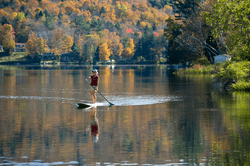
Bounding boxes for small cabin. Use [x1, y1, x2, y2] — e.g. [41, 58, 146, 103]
[214, 54, 231, 64]
[14, 43, 26, 52]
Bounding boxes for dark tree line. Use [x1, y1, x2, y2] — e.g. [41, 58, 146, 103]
[165, 0, 220, 64]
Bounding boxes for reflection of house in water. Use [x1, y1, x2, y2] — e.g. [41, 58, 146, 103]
[42, 52, 55, 60]
[14, 43, 25, 52]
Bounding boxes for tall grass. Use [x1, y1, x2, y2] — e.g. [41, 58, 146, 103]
[174, 64, 215, 75]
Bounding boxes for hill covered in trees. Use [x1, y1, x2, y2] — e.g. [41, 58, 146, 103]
[0, 0, 173, 63]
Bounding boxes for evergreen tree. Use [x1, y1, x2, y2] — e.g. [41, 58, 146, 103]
[136, 20, 140, 27]
[173, 0, 202, 19]
[152, 22, 157, 31]
[1, 16, 9, 25]
[35, 11, 43, 20]
[81, 21, 89, 31]
[134, 32, 159, 61]
[165, 18, 183, 64]
[144, 25, 152, 34]
[149, 0, 163, 9]
[84, 43, 92, 62]
[161, 0, 174, 7]
[71, 42, 80, 62]
[90, 17, 97, 29]
[74, 15, 84, 26]
[114, 22, 121, 30]
[20, 4, 28, 12]
[25, 10, 32, 18]
[93, 46, 100, 63]
[122, 36, 130, 49]
[44, 9, 50, 17]
[100, 6, 107, 15]
[96, 19, 103, 31]
[58, 11, 63, 19]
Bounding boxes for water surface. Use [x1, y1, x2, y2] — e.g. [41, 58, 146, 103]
[0, 65, 249, 165]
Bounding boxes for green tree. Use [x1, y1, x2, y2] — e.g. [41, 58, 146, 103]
[96, 19, 103, 31]
[114, 22, 121, 30]
[25, 10, 32, 19]
[152, 22, 157, 31]
[44, 9, 54, 30]
[173, 0, 202, 19]
[203, 0, 250, 61]
[16, 12, 25, 21]
[71, 42, 80, 62]
[58, 11, 63, 19]
[94, 46, 100, 63]
[90, 17, 97, 29]
[134, 32, 160, 61]
[122, 36, 130, 49]
[164, 0, 211, 64]
[100, 6, 107, 15]
[35, 10, 43, 20]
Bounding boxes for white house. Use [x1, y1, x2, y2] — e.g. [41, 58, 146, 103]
[214, 54, 231, 64]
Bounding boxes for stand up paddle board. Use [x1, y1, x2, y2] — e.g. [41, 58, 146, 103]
[77, 102, 104, 109]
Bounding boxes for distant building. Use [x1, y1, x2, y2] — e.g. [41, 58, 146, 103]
[14, 43, 25, 52]
[214, 54, 231, 64]
[0, 45, 3, 52]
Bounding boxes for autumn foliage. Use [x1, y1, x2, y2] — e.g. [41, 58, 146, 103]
[1, 24, 15, 54]
[0, 0, 172, 62]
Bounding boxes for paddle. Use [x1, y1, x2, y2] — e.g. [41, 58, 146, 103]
[86, 80, 114, 106]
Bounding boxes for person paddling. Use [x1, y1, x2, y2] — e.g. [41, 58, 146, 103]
[85, 69, 99, 104]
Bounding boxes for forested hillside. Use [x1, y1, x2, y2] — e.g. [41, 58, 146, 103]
[0, 0, 173, 63]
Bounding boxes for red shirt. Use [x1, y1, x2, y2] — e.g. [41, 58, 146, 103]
[91, 75, 99, 86]
[91, 124, 99, 136]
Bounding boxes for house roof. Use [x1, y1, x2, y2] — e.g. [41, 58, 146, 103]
[15, 43, 25, 45]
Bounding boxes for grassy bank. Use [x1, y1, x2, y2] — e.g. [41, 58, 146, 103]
[173, 64, 216, 75]
[215, 61, 250, 92]
[174, 61, 250, 92]
[0, 52, 28, 64]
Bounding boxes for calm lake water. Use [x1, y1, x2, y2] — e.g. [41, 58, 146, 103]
[0, 65, 250, 166]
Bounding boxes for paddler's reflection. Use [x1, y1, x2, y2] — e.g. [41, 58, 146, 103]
[90, 106, 99, 143]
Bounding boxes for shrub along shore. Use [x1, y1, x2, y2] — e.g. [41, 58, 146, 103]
[174, 61, 250, 92]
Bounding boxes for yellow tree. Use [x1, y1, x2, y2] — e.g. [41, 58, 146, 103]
[61, 35, 73, 52]
[25, 32, 38, 58]
[1, 24, 15, 54]
[122, 38, 134, 59]
[128, 38, 134, 53]
[37, 37, 44, 55]
[99, 42, 110, 61]
[126, 38, 134, 58]
[77, 38, 84, 58]
[44, 39, 50, 53]
[51, 29, 61, 48]
[117, 43, 123, 57]
[51, 29, 63, 58]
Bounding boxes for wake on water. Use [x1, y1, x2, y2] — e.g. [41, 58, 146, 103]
[0, 94, 182, 107]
